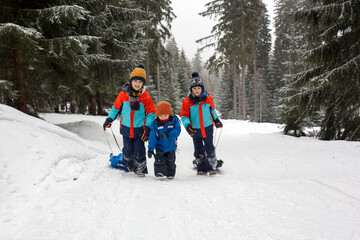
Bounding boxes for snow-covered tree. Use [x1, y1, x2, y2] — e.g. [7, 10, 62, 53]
[199, 0, 264, 120]
[284, 0, 360, 140]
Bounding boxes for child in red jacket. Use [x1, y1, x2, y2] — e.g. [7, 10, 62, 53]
[180, 72, 223, 176]
[103, 64, 156, 177]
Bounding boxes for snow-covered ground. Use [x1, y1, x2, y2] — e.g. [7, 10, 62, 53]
[1, 103, 360, 240]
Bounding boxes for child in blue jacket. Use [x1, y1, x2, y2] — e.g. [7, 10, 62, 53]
[147, 101, 181, 179]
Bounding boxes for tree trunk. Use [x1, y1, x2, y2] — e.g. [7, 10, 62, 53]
[254, 46, 258, 122]
[259, 73, 263, 123]
[78, 95, 87, 114]
[232, 55, 237, 119]
[157, 64, 161, 101]
[89, 95, 97, 115]
[13, 49, 29, 114]
[97, 92, 104, 115]
[240, 0, 246, 120]
[145, 5, 151, 81]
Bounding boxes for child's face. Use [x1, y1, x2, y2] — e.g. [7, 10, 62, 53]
[159, 114, 170, 121]
[131, 80, 143, 91]
[192, 86, 202, 97]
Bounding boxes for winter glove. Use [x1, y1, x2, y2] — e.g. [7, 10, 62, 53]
[186, 125, 197, 137]
[141, 126, 151, 142]
[214, 118, 223, 128]
[103, 118, 113, 131]
[161, 132, 169, 139]
[148, 150, 154, 158]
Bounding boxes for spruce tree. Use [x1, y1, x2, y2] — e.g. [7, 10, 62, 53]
[199, 0, 264, 120]
[286, 0, 360, 140]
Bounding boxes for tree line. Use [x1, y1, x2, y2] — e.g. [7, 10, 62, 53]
[1, 0, 359, 141]
[199, 0, 359, 141]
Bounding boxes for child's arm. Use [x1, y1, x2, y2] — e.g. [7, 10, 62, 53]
[207, 95, 219, 121]
[148, 124, 158, 151]
[107, 92, 124, 120]
[169, 117, 181, 139]
[143, 93, 156, 128]
[180, 98, 191, 128]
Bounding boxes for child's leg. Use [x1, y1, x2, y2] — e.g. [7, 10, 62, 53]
[133, 137, 148, 175]
[165, 151, 176, 178]
[192, 137, 206, 172]
[154, 149, 167, 177]
[203, 134, 217, 171]
[122, 136, 134, 168]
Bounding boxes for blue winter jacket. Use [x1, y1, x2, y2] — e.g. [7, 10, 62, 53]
[148, 116, 181, 153]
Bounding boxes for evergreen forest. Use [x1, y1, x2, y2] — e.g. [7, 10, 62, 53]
[1, 0, 359, 141]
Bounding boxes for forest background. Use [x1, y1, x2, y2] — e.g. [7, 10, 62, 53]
[0, 0, 359, 141]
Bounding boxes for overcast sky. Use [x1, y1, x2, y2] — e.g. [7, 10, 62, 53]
[171, 0, 275, 61]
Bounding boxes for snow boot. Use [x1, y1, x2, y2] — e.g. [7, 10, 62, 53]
[209, 170, 217, 176]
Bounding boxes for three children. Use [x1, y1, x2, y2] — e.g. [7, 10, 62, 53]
[104, 66, 222, 178]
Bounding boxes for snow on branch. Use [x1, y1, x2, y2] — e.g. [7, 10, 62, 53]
[39, 5, 90, 24]
[0, 23, 42, 39]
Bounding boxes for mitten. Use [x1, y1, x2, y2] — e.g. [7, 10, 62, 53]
[161, 132, 169, 139]
[186, 125, 197, 137]
[141, 126, 151, 142]
[103, 118, 113, 131]
[214, 118, 223, 128]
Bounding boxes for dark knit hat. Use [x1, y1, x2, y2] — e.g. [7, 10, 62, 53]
[129, 64, 146, 84]
[156, 101, 173, 118]
[189, 72, 204, 91]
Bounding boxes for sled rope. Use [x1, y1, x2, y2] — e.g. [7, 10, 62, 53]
[103, 130, 114, 155]
[214, 127, 223, 149]
[111, 128, 122, 151]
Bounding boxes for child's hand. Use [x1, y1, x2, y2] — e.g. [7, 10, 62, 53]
[141, 126, 151, 142]
[214, 118, 223, 128]
[103, 118, 113, 131]
[148, 150, 154, 158]
[161, 132, 169, 139]
[186, 126, 197, 137]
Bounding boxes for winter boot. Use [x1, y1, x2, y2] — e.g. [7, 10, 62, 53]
[156, 172, 164, 178]
[209, 170, 217, 176]
[196, 171, 207, 176]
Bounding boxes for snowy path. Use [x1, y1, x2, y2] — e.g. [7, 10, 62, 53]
[1, 105, 360, 240]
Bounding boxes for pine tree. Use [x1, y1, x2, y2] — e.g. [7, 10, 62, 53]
[285, 0, 360, 140]
[177, 49, 191, 105]
[216, 64, 233, 119]
[0, 1, 95, 114]
[275, 0, 313, 135]
[134, 0, 175, 84]
[199, 0, 264, 120]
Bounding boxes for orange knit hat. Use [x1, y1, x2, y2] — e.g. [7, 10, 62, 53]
[156, 101, 173, 118]
[129, 64, 146, 84]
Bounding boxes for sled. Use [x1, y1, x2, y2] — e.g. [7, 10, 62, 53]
[109, 153, 129, 172]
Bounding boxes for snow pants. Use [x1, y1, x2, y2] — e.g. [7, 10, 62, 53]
[122, 135, 148, 175]
[154, 149, 176, 177]
[192, 133, 217, 172]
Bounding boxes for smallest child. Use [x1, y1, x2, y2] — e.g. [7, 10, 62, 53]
[148, 101, 181, 179]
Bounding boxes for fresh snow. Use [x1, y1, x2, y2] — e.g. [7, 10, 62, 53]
[1, 103, 360, 240]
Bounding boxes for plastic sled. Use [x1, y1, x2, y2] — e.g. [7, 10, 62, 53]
[109, 153, 129, 172]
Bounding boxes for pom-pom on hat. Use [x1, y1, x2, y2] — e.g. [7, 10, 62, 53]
[156, 101, 173, 118]
[129, 64, 146, 84]
[189, 72, 204, 91]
